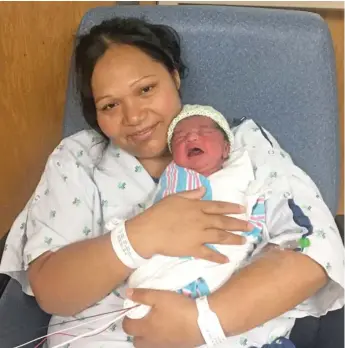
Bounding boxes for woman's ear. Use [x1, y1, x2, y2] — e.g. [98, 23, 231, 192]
[172, 70, 181, 90]
[222, 142, 230, 160]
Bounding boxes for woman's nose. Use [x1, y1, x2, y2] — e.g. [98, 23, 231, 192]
[123, 101, 145, 126]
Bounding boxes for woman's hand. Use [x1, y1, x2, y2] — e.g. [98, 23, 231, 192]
[123, 288, 204, 348]
[126, 187, 252, 263]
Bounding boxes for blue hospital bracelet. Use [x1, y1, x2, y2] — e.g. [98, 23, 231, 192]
[106, 218, 149, 269]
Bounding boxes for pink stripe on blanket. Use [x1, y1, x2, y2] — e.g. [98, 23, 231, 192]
[171, 163, 178, 194]
[195, 171, 201, 189]
[187, 168, 193, 190]
[164, 164, 173, 198]
[250, 215, 266, 221]
[250, 221, 263, 229]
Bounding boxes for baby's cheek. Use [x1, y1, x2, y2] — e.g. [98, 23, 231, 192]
[172, 146, 187, 166]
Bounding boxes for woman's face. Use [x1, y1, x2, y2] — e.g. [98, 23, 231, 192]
[91, 44, 182, 159]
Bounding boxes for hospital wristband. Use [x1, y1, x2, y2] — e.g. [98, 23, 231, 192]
[196, 296, 227, 347]
[107, 218, 148, 269]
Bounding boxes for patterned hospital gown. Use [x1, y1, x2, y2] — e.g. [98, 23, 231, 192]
[0, 119, 343, 348]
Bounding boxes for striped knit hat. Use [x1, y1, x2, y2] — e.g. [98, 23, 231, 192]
[167, 104, 234, 155]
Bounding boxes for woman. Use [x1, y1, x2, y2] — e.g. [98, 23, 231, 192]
[0, 17, 343, 348]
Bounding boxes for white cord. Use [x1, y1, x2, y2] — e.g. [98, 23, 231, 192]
[13, 310, 129, 348]
[51, 307, 133, 348]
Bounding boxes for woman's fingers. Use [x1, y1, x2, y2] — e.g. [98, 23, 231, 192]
[205, 228, 245, 245]
[176, 186, 206, 199]
[206, 214, 253, 232]
[137, 190, 254, 259]
[193, 245, 229, 264]
[123, 316, 148, 337]
[201, 200, 246, 215]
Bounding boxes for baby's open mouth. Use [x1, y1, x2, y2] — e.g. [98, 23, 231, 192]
[187, 147, 204, 157]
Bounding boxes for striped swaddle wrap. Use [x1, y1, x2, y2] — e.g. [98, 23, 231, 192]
[152, 161, 266, 299]
[154, 161, 212, 203]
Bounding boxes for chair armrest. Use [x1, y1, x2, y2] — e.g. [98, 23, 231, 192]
[0, 230, 8, 260]
[0, 274, 10, 298]
[335, 215, 344, 244]
[0, 231, 10, 297]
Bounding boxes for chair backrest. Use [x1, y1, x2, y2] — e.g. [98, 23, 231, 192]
[63, 5, 339, 214]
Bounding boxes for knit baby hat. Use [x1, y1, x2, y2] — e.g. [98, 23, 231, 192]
[167, 104, 234, 155]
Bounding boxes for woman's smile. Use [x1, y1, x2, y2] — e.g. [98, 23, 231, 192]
[128, 122, 159, 142]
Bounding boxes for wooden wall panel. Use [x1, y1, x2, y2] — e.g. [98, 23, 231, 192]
[139, 1, 158, 5]
[0, 2, 114, 238]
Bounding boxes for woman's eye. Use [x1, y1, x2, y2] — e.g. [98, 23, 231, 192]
[101, 102, 118, 111]
[141, 85, 154, 94]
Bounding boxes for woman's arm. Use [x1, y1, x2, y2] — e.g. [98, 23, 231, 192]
[208, 247, 327, 336]
[210, 120, 343, 335]
[28, 233, 132, 317]
[210, 170, 342, 335]
[122, 248, 328, 348]
[28, 188, 247, 317]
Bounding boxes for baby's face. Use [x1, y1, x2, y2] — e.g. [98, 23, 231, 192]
[171, 116, 230, 177]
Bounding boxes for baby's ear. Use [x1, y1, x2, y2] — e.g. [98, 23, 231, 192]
[222, 141, 230, 159]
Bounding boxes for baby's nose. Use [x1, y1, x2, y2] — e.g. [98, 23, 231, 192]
[186, 131, 199, 141]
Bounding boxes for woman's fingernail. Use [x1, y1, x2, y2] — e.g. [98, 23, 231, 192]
[126, 288, 134, 299]
[239, 205, 246, 213]
[247, 222, 255, 230]
[241, 236, 247, 244]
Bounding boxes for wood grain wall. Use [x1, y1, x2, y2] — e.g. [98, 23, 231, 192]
[0, 2, 343, 239]
[0, 2, 114, 238]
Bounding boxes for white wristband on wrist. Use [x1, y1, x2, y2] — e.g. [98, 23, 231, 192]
[196, 296, 227, 347]
[106, 218, 148, 269]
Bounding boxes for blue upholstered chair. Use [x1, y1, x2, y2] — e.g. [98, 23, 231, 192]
[0, 5, 343, 348]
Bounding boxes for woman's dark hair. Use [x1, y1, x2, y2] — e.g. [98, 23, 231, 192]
[75, 17, 187, 136]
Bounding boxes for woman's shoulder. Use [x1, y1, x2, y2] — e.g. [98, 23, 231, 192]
[232, 119, 277, 148]
[46, 129, 107, 175]
[232, 118, 292, 161]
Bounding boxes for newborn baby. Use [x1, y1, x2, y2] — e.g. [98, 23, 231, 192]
[125, 105, 265, 309]
[170, 111, 231, 177]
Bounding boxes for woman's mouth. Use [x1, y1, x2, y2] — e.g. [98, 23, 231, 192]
[129, 124, 158, 142]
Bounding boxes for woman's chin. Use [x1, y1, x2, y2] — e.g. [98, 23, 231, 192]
[134, 145, 169, 160]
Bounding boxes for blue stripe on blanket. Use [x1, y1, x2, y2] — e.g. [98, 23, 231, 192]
[153, 168, 168, 203]
[177, 277, 211, 299]
[200, 174, 212, 201]
[175, 165, 187, 193]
